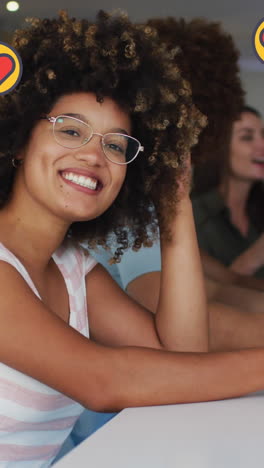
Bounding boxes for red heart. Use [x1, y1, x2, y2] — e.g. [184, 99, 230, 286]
[261, 29, 264, 47]
[0, 54, 15, 85]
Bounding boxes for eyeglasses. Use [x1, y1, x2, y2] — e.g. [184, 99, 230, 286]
[44, 115, 144, 165]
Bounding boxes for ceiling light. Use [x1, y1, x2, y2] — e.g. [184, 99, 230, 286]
[6, 1, 20, 12]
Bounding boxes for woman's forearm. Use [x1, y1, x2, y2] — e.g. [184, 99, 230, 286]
[209, 301, 264, 351]
[90, 346, 264, 411]
[156, 197, 208, 352]
[208, 280, 264, 313]
[230, 238, 264, 276]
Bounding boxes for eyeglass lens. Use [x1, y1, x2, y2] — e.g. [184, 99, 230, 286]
[53, 116, 140, 164]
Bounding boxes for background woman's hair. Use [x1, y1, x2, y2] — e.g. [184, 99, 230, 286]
[193, 104, 262, 196]
[242, 105, 261, 118]
[0, 10, 206, 260]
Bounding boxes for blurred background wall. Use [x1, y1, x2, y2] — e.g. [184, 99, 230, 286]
[0, 0, 263, 114]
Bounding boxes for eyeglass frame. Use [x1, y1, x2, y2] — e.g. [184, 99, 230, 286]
[42, 114, 144, 165]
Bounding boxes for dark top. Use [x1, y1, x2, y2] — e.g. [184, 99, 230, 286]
[192, 189, 264, 278]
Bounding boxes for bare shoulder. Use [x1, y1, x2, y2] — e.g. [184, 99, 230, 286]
[0, 258, 33, 308]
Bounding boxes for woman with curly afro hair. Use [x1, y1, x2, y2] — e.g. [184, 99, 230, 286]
[1, 10, 264, 466]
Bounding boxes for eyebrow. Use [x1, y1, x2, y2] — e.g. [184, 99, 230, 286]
[62, 113, 129, 135]
[236, 127, 254, 133]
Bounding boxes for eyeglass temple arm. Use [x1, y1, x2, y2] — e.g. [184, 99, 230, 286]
[40, 117, 56, 123]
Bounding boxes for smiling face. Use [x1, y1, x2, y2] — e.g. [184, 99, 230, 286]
[15, 92, 130, 225]
[228, 111, 264, 183]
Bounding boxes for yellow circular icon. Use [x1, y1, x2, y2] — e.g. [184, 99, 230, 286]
[0, 41, 23, 95]
[253, 18, 264, 63]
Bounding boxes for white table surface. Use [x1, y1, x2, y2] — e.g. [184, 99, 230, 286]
[55, 391, 264, 468]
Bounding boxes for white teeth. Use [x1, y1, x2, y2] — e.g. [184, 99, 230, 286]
[62, 172, 98, 190]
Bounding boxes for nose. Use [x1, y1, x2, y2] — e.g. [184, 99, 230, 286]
[74, 135, 106, 167]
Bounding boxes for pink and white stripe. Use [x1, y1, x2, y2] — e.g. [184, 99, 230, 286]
[0, 242, 97, 466]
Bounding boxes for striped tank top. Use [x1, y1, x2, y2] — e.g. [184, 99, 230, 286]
[0, 242, 97, 467]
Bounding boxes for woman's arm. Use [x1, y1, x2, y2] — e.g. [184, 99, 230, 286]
[156, 197, 208, 352]
[205, 277, 264, 313]
[201, 250, 264, 291]
[209, 301, 264, 351]
[153, 157, 208, 352]
[87, 264, 163, 349]
[230, 233, 264, 276]
[2, 261, 264, 412]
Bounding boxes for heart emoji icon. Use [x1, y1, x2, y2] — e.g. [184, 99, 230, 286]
[0, 54, 16, 85]
[253, 19, 264, 63]
[260, 28, 264, 47]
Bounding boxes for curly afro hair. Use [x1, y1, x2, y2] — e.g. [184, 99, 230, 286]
[0, 10, 206, 259]
[145, 17, 245, 194]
